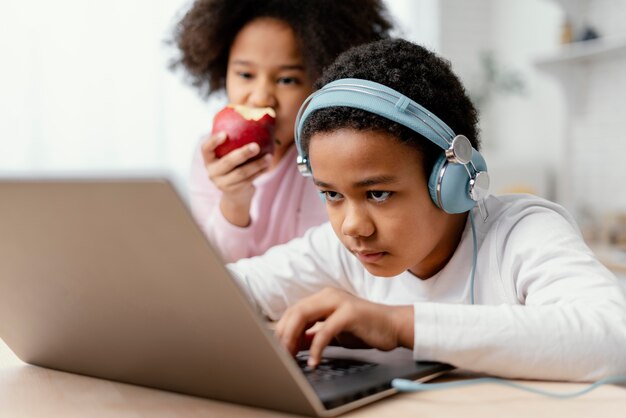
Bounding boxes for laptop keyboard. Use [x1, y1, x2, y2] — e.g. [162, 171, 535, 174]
[296, 353, 377, 382]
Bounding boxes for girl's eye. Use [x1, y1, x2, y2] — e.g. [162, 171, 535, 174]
[321, 191, 343, 202]
[237, 72, 253, 80]
[367, 191, 392, 202]
[277, 76, 300, 85]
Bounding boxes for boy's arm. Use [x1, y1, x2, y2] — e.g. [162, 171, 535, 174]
[411, 204, 626, 381]
[227, 222, 361, 320]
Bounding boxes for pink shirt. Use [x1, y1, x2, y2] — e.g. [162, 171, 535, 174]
[188, 143, 328, 262]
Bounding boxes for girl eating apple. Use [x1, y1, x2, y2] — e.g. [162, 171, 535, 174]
[170, 0, 395, 262]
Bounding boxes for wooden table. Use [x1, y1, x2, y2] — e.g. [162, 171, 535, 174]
[1, 338, 625, 418]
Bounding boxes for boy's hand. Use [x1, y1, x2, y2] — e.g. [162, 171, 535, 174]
[201, 132, 272, 226]
[274, 288, 414, 368]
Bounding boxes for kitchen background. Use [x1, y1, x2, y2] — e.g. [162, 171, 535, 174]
[1, 0, 625, 279]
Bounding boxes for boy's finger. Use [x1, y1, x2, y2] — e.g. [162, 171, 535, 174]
[277, 289, 355, 359]
[307, 312, 350, 368]
[276, 294, 338, 356]
[276, 311, 308, 355]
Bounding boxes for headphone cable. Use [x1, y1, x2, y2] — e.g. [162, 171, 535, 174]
[392, 375, 626, 398]
[469, 211, 477, 305]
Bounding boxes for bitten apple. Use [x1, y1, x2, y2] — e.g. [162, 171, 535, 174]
[212, 104, 276, 159]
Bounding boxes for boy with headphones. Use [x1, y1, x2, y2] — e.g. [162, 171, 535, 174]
[229, 39, 626, 381]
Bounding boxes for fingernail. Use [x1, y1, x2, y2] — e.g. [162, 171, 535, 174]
[248, 143, 259, 153]
[216, 132, 227, 141]
[308, 358, 317, 368]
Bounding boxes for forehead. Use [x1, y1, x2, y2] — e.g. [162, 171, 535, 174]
[308, 129, 426, 186]
[229, 17, 302, 63]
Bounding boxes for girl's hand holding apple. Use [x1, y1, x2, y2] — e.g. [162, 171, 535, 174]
[201, 105, 276, 227]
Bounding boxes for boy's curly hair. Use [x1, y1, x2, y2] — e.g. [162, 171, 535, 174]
[170, 0, 393, 98]
[300, 38, 481, 177]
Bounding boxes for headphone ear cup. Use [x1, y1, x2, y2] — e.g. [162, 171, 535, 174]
[428, 153, 448, 209]
[428, 150, 488, 214]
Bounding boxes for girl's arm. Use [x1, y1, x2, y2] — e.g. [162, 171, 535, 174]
[188, 137, 268, 262]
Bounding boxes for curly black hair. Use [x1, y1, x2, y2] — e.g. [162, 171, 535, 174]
[170, 0, 394, 98]
[301, 38, 480, 177]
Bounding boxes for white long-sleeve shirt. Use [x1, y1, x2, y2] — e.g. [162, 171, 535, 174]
[228, 194, 626, 382]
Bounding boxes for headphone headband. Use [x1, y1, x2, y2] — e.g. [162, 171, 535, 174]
[295, 78, 455, 153]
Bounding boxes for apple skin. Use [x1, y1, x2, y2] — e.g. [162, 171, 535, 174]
[212, 105, 276, 159]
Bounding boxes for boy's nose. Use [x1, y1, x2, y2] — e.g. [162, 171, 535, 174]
[341, 204, 375, 238]
[247, 80, 277, 109]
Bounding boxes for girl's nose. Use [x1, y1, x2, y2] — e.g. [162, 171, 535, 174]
[341, 203, 375, 238]
[247, 79, 277, 109]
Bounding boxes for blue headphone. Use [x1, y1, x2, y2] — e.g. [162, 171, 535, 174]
[294, 78, 490, 215]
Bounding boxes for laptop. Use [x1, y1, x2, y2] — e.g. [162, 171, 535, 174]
[0, 177, 451, 417]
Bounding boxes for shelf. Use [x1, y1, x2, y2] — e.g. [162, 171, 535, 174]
[535, 36, 626, 68]
[533, 36, 626, 116]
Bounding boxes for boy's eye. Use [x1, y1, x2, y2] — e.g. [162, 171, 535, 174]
[367, 191, 392, 202]
[320, 191, 343, 202]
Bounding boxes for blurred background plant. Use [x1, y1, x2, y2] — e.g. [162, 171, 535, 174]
[469, 50, 526, 111]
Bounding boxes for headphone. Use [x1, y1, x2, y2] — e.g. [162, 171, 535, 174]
[294, 78, 490, 216]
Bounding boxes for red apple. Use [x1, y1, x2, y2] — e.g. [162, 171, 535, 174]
[212, 104, 276, 159]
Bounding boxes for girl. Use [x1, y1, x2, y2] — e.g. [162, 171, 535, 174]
[170, 0, 394, 262]
[229, 39, 626, 381]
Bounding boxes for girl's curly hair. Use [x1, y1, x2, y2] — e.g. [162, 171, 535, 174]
[170, 0, 393, 99]
[301, 38, 481, 177]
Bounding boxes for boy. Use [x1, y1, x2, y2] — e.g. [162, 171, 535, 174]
[228, 39, 626, 381]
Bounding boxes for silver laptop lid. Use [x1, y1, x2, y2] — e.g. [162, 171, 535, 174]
[0, 178, 325, 416]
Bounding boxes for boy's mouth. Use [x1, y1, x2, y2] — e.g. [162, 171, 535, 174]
[353, 250, 386, 263]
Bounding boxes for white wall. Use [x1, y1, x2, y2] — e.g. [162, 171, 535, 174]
[385, 0, 440, 51]
[438, 0, 564, 201]
[0, 0, 218, 197]
[567, 0, 626, 215]
[436, 0, 626, 221]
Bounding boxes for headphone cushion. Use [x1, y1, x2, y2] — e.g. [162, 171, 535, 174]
[428, 153, 448, 207]
[428, 150, 488, 213]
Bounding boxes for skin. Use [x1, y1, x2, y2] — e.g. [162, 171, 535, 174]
[275, 128, 468, 367]
[200, 17, 313, 227]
